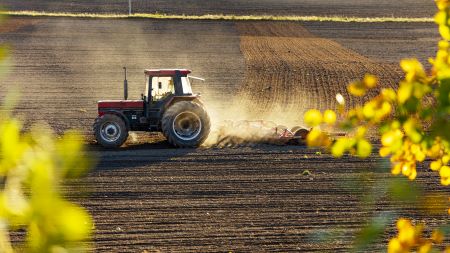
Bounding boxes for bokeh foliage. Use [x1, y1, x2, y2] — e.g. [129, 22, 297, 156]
[0, 14, 93, 253]
[304, 1, 449, 186]
[304, 0, 449, 252]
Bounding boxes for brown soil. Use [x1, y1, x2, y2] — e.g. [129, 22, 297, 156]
[0, 18, 40, 33]
[232, 22, 402, 125]
[303, 22, 439, 66]
[59, 146, 447, 252]
[1, 17, 447, 252]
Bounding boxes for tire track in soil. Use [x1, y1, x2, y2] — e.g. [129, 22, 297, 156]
[234, 21, 403, 126]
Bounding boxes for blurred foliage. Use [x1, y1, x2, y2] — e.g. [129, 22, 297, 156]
[304, 1, 450, 185]
[388, 218, 446, 253]
[0, 14, 93, 253]
[303, 0, 450, 252]
[353, 213, 391, 251]
[0, 115, 93, 253]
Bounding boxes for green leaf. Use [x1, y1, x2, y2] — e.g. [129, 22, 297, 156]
[353, 213, 392, 251]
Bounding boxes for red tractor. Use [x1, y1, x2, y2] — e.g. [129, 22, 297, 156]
[94, 68, 211, 148]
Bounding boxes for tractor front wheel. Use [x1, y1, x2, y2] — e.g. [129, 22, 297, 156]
[94, 114, 128, 148]
[161, 101, 210, 148]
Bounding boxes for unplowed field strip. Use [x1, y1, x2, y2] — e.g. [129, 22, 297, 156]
[303, 22, 439, 65]
[234, 22, 402, 125]
[0, 0, 435, 18]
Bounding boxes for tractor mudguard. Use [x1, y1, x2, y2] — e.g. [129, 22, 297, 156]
[98, 110, 131, 130]
[165, 95, 202, 109]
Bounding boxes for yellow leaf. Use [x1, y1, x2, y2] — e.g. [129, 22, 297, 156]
[438, 40, 449, 50]
[356, 126, 367, 138]
[362, 101, 376, 119]
[377, 102, 392, 119]
[415, 151, 426, 162]
[403, 119, 423, 143]
[408, 168, 417, 180]
[331, 138, 347, 158]
[356, 139, 372, 158]
[401, 163, 413, 177]
[306, 128, 322, 147]
[428, 142, 442, 158]
[398, 222, 416, 245]
[400, 59, 425, 81]
[418, 242, 432, 253]
[381, 129, 403, 147]
[439, 166, 450, 185]
[381, 88, 397, 101]
[323, 110, 336, 125]
[387, 238, 402, 253]
[303, 109, 322, 127]
[56, 203, 92, 242]
[431, 230, 444, 243]
[388, 238, 404, 253]
[442, 155, 449, 164]
[397, 82, 413, 104]
[435, 11, 447, 25]
[379, 147, 391, 157]
[348, 81, 366, 97]
[396, 218, 411, 230]
[0, 120, 28, 171]
[436, 0, 449, 10]
[400, 59, 420, 73]
[363, 74, 378, 88]
[440, 25, 450, 40]
[391, 163, 402, 175]
[431, 160, 442, 171]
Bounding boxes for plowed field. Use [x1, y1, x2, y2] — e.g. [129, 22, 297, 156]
[232, 22, 402, 125]
[1, 17, 447, 252]
[63, 146, 447, 252]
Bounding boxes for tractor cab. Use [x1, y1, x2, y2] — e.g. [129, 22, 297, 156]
[143, 69, 193, 104]
[142, 69, 201, 126]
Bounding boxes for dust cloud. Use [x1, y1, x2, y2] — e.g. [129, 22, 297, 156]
[201, 87, 308, 147]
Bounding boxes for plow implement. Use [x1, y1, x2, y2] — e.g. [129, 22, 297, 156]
[207, 120, 347, 147]
[207, 120, 312, 147]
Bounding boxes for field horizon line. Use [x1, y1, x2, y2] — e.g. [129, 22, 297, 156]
[0, 10, 434, 23]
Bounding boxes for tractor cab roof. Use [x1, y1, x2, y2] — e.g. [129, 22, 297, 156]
[144, 69, 191, 77]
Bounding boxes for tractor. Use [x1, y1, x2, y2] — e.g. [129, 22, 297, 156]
[93, 68, 211, 148]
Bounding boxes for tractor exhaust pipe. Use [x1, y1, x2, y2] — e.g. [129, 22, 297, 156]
[123, 67, 128, 100]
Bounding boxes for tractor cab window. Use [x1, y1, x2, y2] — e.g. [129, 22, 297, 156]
[151, 76, 174, 101]
[181, 76, 193, 95]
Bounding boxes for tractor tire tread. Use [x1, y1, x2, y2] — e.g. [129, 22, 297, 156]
[161, 101, 210, 148]
[93, 114, 129, 148]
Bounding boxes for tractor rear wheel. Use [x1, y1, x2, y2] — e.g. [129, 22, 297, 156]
[94, 114, 128, 148]
[161, 101, 210, 148]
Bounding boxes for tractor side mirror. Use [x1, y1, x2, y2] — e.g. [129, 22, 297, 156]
[141, 93, 144, 100]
